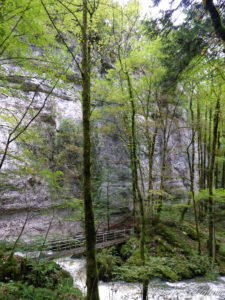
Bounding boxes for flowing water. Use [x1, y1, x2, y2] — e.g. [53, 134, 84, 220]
[55, 257, 225, 300]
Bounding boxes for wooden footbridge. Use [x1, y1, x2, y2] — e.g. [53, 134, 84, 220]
[23, 228, 133, 259]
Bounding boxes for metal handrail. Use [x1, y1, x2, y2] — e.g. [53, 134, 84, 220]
[24, 228, 133, 252]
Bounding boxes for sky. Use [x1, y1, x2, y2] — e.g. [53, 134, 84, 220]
[143, 0, 184, 24]
[118, 0, 185, 25]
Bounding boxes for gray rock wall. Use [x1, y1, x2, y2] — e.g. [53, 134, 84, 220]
[0, 62, 191, 242]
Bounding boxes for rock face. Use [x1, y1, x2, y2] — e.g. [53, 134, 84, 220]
[0, 62, 83, 241]
[0, 62, 190, 242]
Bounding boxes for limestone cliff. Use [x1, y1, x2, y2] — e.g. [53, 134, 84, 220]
[0, 61, 190, 242]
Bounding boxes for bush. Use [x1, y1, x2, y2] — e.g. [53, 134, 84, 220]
[0, 250, 83, 299]
[188, 253, 211, 276]
[97, 249, 121, 281]
[117, 253, 214, 282]
[21, 259, 72, 289]
[0, 255, 20, 282]
[218, 243, 225, 257]
[120, 237, 138, 260]
[0, 281, 83, 300]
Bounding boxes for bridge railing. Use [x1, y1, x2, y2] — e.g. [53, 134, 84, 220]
[24, 228, 133, 252]
[96, 228, 133, 244]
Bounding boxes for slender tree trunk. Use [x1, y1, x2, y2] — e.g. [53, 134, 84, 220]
[197, 101, 204, 190]
[208, 107, 212, 185]
[130, 137, 137, 224]
[196, 101, 205, 220]
[157, 136, 166, 215]
[204, 106, 212, 217]
[203, 109, 208, 189]
[148, 126, 158, 212]
[208, 94, 220, 268]
[181, 94, 200, 248]
[106, 181, 110, 231]
[11, 212, 29, 256]
[82, 1, 99, 298]
[221, 151, 225, 189]
[126, 71, 148, 299]
[215, 131, 220, 188]
[188, 97, 201, 254]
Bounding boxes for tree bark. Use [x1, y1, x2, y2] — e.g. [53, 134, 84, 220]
[208, 93, 220, 268]
[148, 126, 158, 213]
[205, 0, 225, 43]
[215, 131, 220, 189]
[188, 96, 201, 254]
[82, 1, 99, 298]
[197, 100, 204, 190]
[203, 109, 208, 189]
[126, 71, 148, 299]
[221, 151, 225, 189]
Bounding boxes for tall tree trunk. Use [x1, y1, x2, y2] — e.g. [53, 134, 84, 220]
[205, 0, 225, 42]
[106, 180, 110, 231]
[208, 94, 220, 268]
[197, 100, 204, 190]
[148, 126, 158, 214]
[82, 1, 99, 298]
[208, 106, 212, 185]
[215, 131, 220, 188]
[181, 93, 200, 244]
[188, 97, 201, 254]
[157, 133, 166, 215]
[203, 109, 208, 189]
[126, 71, 148, 299]
[221, 151, 225, 189]
[130, 137, 137, 224]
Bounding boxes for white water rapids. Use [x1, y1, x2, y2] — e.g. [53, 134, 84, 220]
[55, 257, 225, 300]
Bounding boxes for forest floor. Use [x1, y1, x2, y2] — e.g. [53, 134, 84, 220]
[97, 213, 225, 283]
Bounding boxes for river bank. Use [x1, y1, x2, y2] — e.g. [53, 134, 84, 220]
[56, 256, 225, 300]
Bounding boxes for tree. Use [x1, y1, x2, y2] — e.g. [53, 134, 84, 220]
[81, 0, 100, 298]
[204, 0, 225, 43]
[208, 82, 221, 267]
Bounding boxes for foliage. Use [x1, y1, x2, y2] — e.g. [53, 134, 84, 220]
[0, 281, 83, 300]
[0, 252, 83, 299]
[97, 248, 121, 282]
[1, 0, 225, 293]
[120, 237, 138, 260]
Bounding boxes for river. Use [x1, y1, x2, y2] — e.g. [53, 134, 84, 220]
[55, 256, 225, 300]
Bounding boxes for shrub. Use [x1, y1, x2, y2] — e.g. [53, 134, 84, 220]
[97, 249, 121, 281]
[0, 281, 83, 300]
[0, 250, 83, 299]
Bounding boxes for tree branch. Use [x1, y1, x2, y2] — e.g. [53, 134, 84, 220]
[205, 0, 225, 42]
